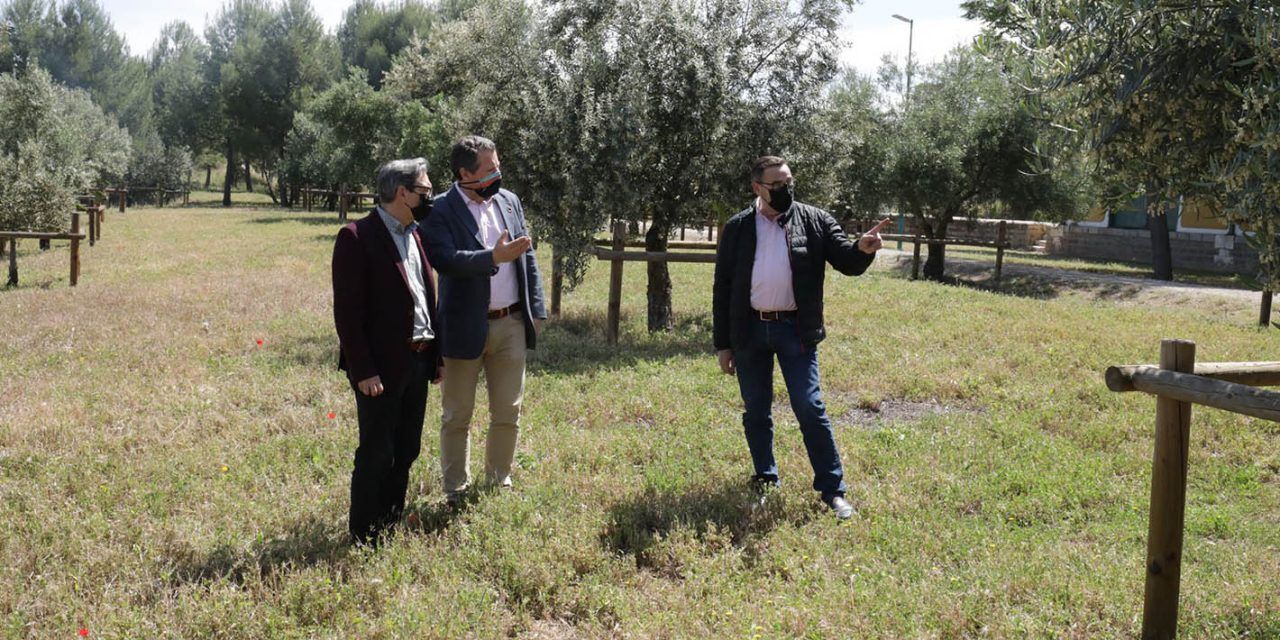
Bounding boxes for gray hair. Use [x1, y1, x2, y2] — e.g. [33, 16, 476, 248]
[375, 157, 429, 204]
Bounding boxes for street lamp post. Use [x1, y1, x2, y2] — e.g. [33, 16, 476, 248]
[892, 14, 914, 107]
[891, 13, 913, 249]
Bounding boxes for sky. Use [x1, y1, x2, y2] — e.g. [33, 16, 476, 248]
[101, 0, 983, 73]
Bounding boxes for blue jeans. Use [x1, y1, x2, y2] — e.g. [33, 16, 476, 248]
[733, 316, 845, 497]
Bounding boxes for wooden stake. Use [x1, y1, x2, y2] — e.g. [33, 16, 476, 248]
[551, 252, 563, 317]
[7, 238, 16, 286]
[911, 237, 922, 280]
[1141, 339, 1196, 640]
[70, 212, 81, 287]
[606, 221, 626, 345]
[1259, 291, 1272, 328]
[995, 220, 1007, 283]
[88, 204, 97, 247]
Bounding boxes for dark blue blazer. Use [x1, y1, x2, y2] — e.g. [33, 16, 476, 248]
[422, 186, 547, 360]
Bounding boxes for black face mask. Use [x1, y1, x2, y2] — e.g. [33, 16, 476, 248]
[411, 195, 432, 222]
[767, 183, 794, 213]
[473, 178, 502, 200]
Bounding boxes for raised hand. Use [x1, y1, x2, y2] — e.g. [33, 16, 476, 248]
[858, 218, 892, 254]
[493, 231, 532, 263]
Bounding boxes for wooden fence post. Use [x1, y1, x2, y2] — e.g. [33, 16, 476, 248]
[551, 252, 564, 317]
[1141, 339, 1196, 640]
[7, 238, 16, 286]
[1259, 291, 1273, 328]
[339, 184, 349, 221]
[911, 236, 922, 280]
[0, 237, 6, 258]
[70, 212, 81, 287]
[88, 204, 97, 247]
[118, 188, 125, 213]
[707, 217, 715, 243]
[995, 220, 1007, 283]
[606, 220, 626, 345]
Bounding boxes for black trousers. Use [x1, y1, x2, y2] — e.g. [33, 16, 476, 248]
[349, 354, 430, 544]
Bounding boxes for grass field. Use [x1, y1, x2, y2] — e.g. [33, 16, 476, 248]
[1, 205, 1277, 638]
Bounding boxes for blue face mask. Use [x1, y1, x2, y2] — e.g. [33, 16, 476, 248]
[464, 170, 502, 199]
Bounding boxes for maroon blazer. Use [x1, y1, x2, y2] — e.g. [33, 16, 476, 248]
[332, 209, 442, 390]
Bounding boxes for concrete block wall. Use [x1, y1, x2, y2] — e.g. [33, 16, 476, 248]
[864, 214, 1258, 275]
[1043, 224, 1258, 274]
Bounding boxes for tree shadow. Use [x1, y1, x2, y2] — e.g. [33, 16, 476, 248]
[247, 215, 346, 226]
[600, 482, 817, 575]
[530, 309, 713, 376]
[883, 254, 1148, 301]
[164, 513, 351, 586]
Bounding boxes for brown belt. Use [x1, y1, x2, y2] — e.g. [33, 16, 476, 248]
[753, 309, 797, 321]
[487, 303, 522, 320]
[407, 339, 434, 353]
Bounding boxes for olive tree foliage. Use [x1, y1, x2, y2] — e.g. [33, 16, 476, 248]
[0, 66, 128, 230]
[389, 0, 855, 331]
[882, 46, 1081, 280]
[965, 0, 1280, 284]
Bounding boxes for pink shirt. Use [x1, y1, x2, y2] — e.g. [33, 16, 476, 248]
[457, 185, 520, 310]
[750, 198, 796, 311]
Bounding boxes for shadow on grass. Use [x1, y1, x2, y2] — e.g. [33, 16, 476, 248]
[260, 332, 340, 370]
[247, 214, 347, 226]
[531, 309, 712, 376]
[165, 513, 351, 586]
[884, 255, 1147, 301]
[600, 482, 815, 574]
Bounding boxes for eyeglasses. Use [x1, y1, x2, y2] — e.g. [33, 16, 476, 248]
[411, 184, 433, 196]
[756, 178, 795, 190]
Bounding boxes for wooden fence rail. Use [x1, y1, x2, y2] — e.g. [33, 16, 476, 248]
[587, 220, 720, 344]
[302, 187, 376, 220]
[1105, 340, 1280, 639]
[882, 220, 1010, 282]
[1, 210, 88, 286]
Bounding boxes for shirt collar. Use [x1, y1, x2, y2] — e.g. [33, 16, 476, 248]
[754, 198, 787, 227]
[376, 205, 416, 235]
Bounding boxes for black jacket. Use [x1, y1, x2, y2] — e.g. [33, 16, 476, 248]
[713, 201, 875, 351]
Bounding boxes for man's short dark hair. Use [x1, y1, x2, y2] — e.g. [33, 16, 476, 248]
[450, 135, 498, 179]
[750, 155, 787, 183]
[375, 157, 429, 204]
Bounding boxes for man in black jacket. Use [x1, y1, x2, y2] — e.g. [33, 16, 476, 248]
[712, 155, 888, 519]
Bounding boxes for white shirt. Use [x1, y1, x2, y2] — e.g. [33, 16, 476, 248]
[376, 206, 434, 341]
[455, 185, 521, 310]
[749, 198, 797, 312]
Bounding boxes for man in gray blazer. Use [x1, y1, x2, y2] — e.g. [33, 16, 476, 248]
[422, 135, 547, 506]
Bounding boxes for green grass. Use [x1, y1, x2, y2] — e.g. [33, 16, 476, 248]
[1, 207, 1277, 638]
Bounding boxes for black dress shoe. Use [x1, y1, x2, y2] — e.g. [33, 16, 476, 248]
[824, 494, 855, 520]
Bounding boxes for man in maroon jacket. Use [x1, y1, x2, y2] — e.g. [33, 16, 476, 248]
[332, 157, 443, 546]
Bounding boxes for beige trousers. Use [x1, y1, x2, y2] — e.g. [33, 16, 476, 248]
[440, 314, 527, 495]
